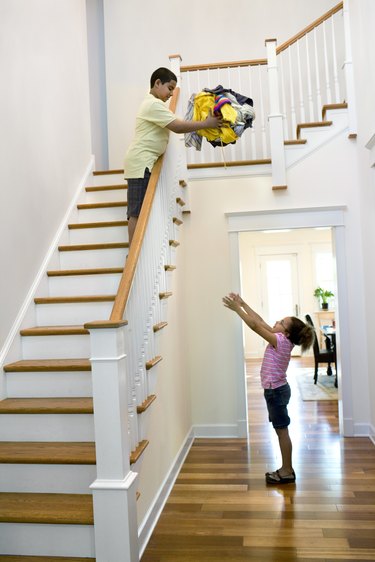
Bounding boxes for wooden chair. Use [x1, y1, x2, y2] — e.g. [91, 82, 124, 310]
[305, 314, 336, 384]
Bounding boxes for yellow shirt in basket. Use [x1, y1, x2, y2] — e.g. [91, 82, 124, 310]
[193, 92, 238, 144]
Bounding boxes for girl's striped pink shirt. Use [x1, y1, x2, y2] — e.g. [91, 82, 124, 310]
[260, 332, 294, 389]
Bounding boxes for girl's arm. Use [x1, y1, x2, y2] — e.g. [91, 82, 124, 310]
[223, 294, 277, 347]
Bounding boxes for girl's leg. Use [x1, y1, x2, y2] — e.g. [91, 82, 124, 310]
[275, 427, 293, 476]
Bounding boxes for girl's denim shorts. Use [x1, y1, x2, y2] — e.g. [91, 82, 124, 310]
[264, 383, 291, 429]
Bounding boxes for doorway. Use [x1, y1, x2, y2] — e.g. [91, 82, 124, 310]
[227, 206, 348, 436]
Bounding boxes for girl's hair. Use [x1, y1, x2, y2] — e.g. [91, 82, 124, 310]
[287, 317, 315, 353]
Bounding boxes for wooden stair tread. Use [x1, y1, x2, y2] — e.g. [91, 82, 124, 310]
[0, 554, 96, 562]
[153, 321, 168, 332]
[47, 267, 123, 277]
[0, 442, 96, 464]
[0, 492, 93, 525]
[4, 359, 91, 372]
[137, 395, 156, 414]
[58, 242, 128, 252]
[85, 184, 127, 192]
[169, 240, 180, 247]
[284, 139, 307, 145]
[130, 440, 149, 465]
[77, 201, 127, 210]
[322, 102, 347, 120]
[69, 220, 128, 230]
[145, 355, 162, 370]
[159, 291, 172, 300]
[20, 326, 89, 336]
[173, 217, 183, 225]
[176, 197, 185, 207]
[0, 397, 93, 414]
[164, 265, 176, 271]
[296, 120, 332, 138]
[34, 295, 115, 304]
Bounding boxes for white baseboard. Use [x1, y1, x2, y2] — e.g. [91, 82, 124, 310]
[353, 422, 372, 438]
[370, 424, 375, 446]
[0, 156, 95, 393]
[138, 428, 194, 558]
[192, 423, 242, 438]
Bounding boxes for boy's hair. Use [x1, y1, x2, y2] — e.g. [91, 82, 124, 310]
[150, 67, 177, 88]
[287, 317, 314, 353]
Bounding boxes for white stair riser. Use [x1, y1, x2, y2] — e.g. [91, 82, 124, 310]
[59, 248, 127, 269]
[0, 522, 94, 557]
[69, 225, 128, 245]
[48, 273, 122, 297]
[83, 188, 127, 203]
[77, 206, 127, 222]
[6, 371, 92, 398]
[90, 173, 126, 187]
[0, 464, 96, 493]
[21, 335, 91, 359]
[36, 301, 113, 325]
[0, 414, 94, 441]
[286, 111, 349, 168]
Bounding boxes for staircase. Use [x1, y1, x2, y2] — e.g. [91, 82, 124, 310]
[0, 173, 131, 559]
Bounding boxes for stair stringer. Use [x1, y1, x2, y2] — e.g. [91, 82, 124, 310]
[285, 106, 349, 169]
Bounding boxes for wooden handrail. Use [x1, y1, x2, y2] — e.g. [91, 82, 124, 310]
[179, 2, 343, 73]
[109, 88, 180, 322]
[276, 2, 343, 54]
[180, 58, 267, 73]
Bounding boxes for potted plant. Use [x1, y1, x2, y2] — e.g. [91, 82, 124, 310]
[313, 287, 334, 310]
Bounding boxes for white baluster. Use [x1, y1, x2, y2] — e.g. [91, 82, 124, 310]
[323, 20, 332, 104]
[331, 14, 341, 103]
[237, 66, 247, 161]
[258, 64, 267, 158]
[287, 47, 297, 137]
[296, 39, 306, 124]
[313, 26, 323, 117]
[248, 65, 257, 159]
[278, 52, 289, 139]
[305, 34, 315, 121]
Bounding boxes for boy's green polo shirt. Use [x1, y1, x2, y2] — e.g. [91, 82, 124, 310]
[124, 93, 176, 179]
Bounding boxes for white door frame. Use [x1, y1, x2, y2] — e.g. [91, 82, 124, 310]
[226, 205, 350, 436]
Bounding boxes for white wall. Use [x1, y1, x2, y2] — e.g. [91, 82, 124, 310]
[348, 0, 375, 439]
[103, 0, 335, 167]
[0, 1, 92, 355]
[183, 130, 370, 436]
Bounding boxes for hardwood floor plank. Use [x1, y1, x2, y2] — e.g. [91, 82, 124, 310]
[141, 357, 375, 561]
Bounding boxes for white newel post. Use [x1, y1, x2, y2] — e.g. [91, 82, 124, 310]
[265, 39, 287, 190]
[169, 53, 182, 86]
[343, 0, 358, 137]
[87, 320, 139, 562]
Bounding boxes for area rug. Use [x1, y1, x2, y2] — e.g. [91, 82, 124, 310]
[293, 368, 338, 401]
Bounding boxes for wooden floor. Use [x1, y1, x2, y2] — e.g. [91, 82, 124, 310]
[141, 357, 375, 561]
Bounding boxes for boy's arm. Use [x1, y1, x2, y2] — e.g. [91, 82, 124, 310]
[166, 112, 223, 134]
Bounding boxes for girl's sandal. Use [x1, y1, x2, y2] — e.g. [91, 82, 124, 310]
[265, 469, 296, 484]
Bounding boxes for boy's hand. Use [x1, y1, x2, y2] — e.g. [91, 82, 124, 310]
[204, 110, 223, 129]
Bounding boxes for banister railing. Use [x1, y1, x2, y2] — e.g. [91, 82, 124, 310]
[85, 87, 188, 561]
[180, 59, 269, 166]
[177, 1, 346, 168]
[276, 2, 345, 140]
[110, 88, 180, 321]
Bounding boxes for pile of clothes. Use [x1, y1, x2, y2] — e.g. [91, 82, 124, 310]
[184, 85, 255, 151]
